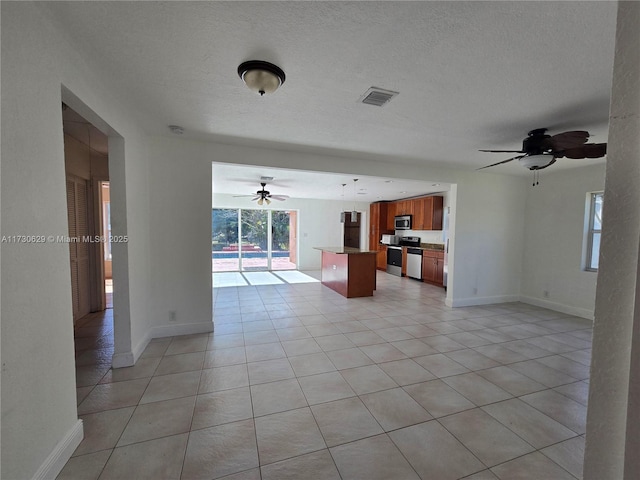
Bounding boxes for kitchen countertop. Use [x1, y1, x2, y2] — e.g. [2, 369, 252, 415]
[380, 243, 445, 251]
[314, 247, 378, 254]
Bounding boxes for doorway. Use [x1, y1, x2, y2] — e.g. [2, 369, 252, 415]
[101, 182, 113, 308]
[63, 104, 110, 321]
[212, 208, 297, 272]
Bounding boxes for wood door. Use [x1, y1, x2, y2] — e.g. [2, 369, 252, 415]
[67, 175, 91, 322]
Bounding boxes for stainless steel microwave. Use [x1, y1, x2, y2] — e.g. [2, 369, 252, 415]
[395, 215, 412, 230]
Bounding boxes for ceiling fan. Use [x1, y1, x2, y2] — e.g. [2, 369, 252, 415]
[234, 182, 289, 205]
[478, 128, 607, 172]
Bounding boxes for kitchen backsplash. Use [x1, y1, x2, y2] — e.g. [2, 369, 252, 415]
[395, 229, 445, 244]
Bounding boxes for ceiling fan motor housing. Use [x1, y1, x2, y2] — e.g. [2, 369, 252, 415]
[523, 130, 552, 155]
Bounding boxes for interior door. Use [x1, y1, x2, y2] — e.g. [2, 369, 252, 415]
[67, 175, 91, 322]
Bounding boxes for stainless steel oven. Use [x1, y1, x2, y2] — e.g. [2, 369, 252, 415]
[386, 246, 403, 277]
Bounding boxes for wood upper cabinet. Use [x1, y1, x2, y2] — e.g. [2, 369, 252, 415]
[388, 195, 443, 231]
[412, 196, 444, 230]
[395, 200, 414, 217]
[386, 202, 396, 230]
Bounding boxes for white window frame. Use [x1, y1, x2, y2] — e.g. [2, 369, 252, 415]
[585, 191, 603, 272]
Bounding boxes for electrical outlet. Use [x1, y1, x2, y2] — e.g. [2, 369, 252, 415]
[543, 290, 550, 298]
[169, 310, 177, 322]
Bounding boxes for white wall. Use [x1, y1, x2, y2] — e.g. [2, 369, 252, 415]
[145, 141, 214, 343]
[520, 164, 605, 319]
[213, 193, 372, 270]
[447, 174, 527, 306]
[585, 1, 640, 476]
[1, 4, 152, 478]
[149, 135, 529, 311]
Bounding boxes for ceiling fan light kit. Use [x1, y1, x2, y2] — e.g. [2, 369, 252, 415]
[478, 128, 607, 184]
[237, 60, 286, 96]
[233, 181, 289, 205]
[519, 154, 555, 170]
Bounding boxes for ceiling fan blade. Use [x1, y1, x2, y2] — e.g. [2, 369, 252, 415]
[479, 149, 524, 153]
[269, 195, 289, 201]
[557, 143, 607, 159]
[477, 155, 524, 170]
[550, 131, 590, 150]
[232, 194, 257, 197]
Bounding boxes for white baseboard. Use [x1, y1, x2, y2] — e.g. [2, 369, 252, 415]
[519, 295, 594, 320]
[31, 419, 83, 480]
[448, 294, 520, 308]
[151, 321, 214, 339]
[111, 322, 213, 369]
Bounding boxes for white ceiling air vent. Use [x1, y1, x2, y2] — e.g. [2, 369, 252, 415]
[359, 87, 399, 107]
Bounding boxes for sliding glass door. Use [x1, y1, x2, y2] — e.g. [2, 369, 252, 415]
[212, 208, 296, 272]
[240, 209, 268, 271]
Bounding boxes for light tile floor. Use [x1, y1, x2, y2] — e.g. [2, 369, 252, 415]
[60, 271, 591, 479]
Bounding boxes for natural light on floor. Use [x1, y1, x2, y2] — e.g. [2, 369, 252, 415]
[213, 271, 320, 288]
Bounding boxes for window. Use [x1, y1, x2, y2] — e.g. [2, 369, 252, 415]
[586, 192, 603, 271]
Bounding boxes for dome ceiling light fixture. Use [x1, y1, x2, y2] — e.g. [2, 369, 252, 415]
[237, 60, 286, 96]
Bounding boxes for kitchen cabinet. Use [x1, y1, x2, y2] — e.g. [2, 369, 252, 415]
[386, 203, 396, 230]
[318, 248, 377, 298]
[377, 245, 387, 270]
[401, 247, 408, 276]
[387, 195, 443, 231]
[422, 250, 445, 286]
[395, 200, 414, 217]
[369, 202, 393, 270]
[412, 196, 444, 230]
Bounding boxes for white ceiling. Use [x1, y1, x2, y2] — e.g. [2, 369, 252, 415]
[49, 1, 617, 199]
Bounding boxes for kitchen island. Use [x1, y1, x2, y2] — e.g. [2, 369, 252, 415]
[314, 247, 378, 298]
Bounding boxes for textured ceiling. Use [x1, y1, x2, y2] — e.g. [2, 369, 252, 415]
[47, 1, 617, 197]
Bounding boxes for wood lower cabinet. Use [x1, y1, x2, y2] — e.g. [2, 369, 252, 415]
[422, 250, 445, 286]
[320, 250, 377, 298]
[377, 246, 387, 270]
[401, 247, 408, 276]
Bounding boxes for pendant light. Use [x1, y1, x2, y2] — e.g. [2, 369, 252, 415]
[351, 179, 358, 222]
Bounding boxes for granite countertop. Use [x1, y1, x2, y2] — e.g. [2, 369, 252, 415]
[419, 243, 445, 251]
[314, 247, 378, 254]
[379, 243, 445, 251]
